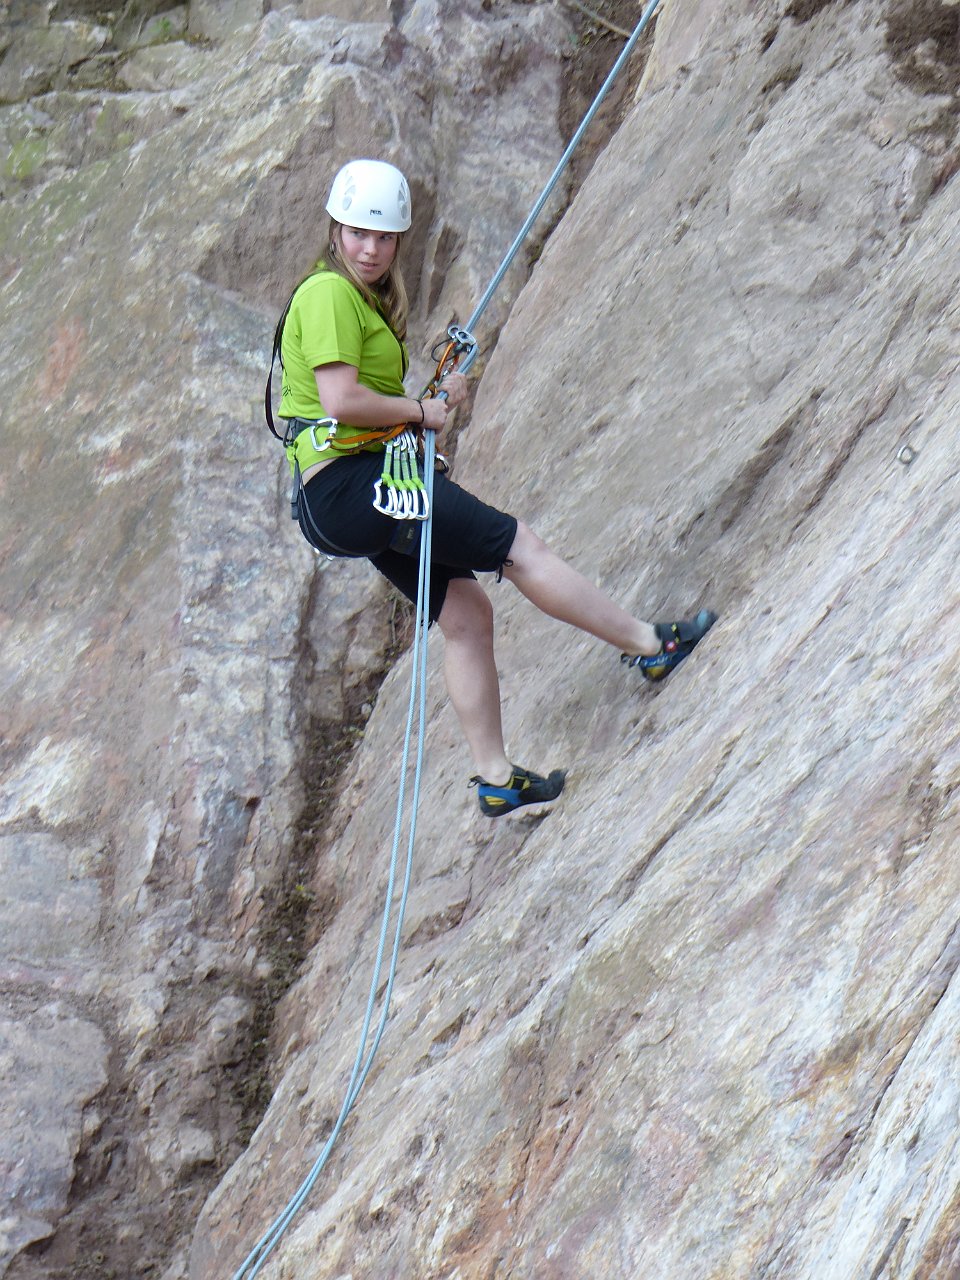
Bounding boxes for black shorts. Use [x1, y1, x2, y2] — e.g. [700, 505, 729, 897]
[297, 451, 518, 622]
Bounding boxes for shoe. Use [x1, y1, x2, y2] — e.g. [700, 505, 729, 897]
[470, 764, 567, 817]
[622, 608, 718, 682]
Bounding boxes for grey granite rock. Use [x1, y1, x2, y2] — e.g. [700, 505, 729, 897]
[187, 0, 267, 40]
[0, 20, 109, 102]
[0, 835, 108, 1266]
[0, 1010, 108, 1266]
[4, 0, 959, 1275]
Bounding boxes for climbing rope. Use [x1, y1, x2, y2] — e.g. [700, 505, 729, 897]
[232, 0, 663, 1272]
[461, 0, 664, 364]
[231, 435, 436, 1280]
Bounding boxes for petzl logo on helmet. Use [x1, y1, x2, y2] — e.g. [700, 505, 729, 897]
[370, 208, 382, 215]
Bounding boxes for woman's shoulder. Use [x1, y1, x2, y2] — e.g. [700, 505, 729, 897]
[293, 268, 353, 301]
[292, 268, 369, 317]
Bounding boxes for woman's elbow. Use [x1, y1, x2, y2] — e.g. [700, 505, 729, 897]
[314, 387, 351, 420]
[313, 367, 356, 420]
[319, 392, 350, 420]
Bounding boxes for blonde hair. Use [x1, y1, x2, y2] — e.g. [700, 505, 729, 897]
[323, 219, 410, 343]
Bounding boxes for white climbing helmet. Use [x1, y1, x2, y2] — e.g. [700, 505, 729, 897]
[326, 159, 412, 233]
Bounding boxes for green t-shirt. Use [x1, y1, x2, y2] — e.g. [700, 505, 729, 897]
[279, 269, 408, 469]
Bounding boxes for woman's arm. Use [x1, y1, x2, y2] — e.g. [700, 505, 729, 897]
[314, 362, 467, 432]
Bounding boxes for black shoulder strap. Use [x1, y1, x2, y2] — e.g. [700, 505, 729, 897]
[265, 269, 326, 441]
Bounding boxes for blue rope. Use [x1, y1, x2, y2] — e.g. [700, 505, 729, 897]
[229, 0, 663, 1266]
[461, 0, 663, 359]
[231, 437, 436, 1280]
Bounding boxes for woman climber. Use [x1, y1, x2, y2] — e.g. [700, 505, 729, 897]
[274, 158, 716, 816]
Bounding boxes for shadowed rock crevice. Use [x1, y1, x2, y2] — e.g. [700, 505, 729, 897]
[783, 0, 854, 23]
[229, 555, 419, 1135]
[886, 0, 960, 97]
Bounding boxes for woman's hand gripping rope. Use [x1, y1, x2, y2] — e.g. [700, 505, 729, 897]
[372, 329, 474, 521]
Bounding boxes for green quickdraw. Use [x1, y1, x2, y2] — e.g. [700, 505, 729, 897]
[373, 429, 430, 519]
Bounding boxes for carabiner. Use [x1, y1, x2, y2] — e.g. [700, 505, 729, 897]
[447, 324, 476, 354]
[309, 418, 339, 451]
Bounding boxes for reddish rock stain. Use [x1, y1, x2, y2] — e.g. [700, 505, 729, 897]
[34, 317, 86, 406]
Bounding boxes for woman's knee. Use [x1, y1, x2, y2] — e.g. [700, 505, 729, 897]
[438, 578, 494, 643]
[504, 520, 549, 573]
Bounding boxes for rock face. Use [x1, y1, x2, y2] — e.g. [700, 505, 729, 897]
[3, 0, 960, 1277]
[0, 835, 107, 1273]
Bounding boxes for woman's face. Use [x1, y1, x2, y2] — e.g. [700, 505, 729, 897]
[337, 225, 399, 283]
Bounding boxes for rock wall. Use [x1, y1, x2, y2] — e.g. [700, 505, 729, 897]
[2, 0, 959, 1276]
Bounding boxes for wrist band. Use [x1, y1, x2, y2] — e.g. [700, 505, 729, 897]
[415, 398, 424, 424]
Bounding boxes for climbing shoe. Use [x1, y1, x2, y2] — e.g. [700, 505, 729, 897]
[470, 765, 567, 817]
[622, 608, 718, 682]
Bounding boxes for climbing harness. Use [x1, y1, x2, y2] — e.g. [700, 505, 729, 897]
[284, 418, 373, 557]
[271, 296, 474, 541]
[368, 325, 474, 518]
[369, 326, 476, 519]
[237, 1, 664, 1274]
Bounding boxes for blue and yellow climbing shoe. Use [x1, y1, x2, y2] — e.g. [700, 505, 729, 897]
[622, 609, 718, 682]
[470, 765, 567, 817]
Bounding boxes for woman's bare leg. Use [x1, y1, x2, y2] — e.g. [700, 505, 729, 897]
[437, 577, 512, 784]
[501, 521, 660, 656]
